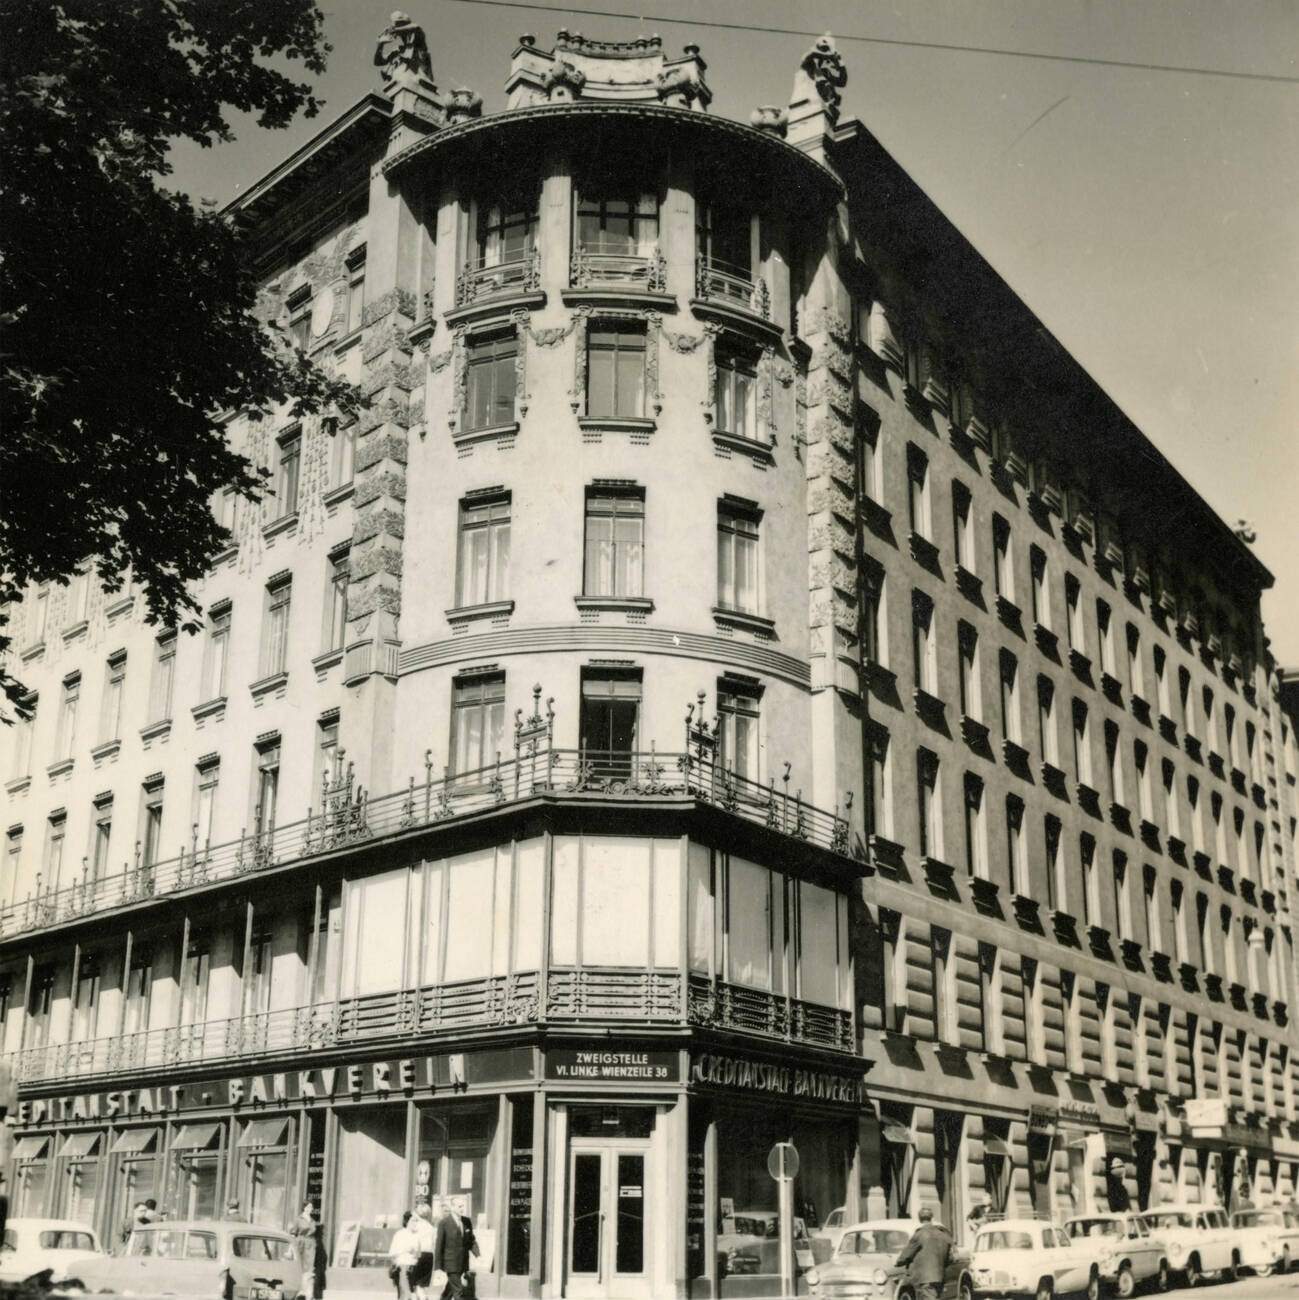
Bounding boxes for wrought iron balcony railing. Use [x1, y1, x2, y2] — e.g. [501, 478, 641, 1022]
[8, 969, 855, 1086]
[570, 244, 667, 292]
[4, 691, 864, 942]
[695, 255, 770, 319]
[454, 246, 541, 305]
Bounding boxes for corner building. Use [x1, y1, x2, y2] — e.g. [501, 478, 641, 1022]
[1, 19, 1296, 1298]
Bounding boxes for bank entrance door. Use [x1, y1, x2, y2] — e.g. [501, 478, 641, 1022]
[566, 1143, 650, 1298]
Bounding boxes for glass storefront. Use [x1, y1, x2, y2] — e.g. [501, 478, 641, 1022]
[58, 1131, 103, 1224]
[167, 1121, 224, 1221]
[415, 1101, 496, 1221]
[12, 1135, 50, 1216]
[110, 1127, 162, 1246]
[237, 1116, 296, 1228]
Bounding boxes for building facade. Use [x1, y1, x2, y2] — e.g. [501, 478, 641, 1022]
[0, 16, 1295, 1298]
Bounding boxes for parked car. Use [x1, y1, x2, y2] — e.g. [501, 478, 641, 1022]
[811, 1206, 849, 1264]
[1139, 1205, 1237, 1286]
[969, 1218, 1101, 1300]
[1230, 1206, 1299, 1277]
[807, 1218, 973, 1300]
[75, 1219, 304, 1300]
[718, 1208, 814, 1279]
[0, 1218, 105, 1286]
[1063, 1212, 1168, 1297]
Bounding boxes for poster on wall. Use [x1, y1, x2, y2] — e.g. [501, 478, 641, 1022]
[334, 1222, 360, 1269]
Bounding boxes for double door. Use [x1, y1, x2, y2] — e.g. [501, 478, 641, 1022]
[567, 1142, 649, 1298]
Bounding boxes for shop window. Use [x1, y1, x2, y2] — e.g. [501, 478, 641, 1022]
[237, 1116, 295, 1228]
[579, 669, 641, 777]
[982, 1118, 1013, 1214]
[61, 1130, 103, 1226]
[333, 1107, 407, 1233]
[13, 1135, 50, 1215]
[450, 672, 506, 778]
[415, 1102, 497, 1223]
[464, 330, 518, 431]
[168, 1122, 224, 1220]
[456, 492, 511, 608]
[878, 1105, 917, 1218]
[587, 325, 646, 419]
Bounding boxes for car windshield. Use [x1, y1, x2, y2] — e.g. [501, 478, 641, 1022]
[977, 1230, 1034, 1251]
[1068, 1219, 1123, 1239]
[838, 1229, 912, 1255]
[1144, 1212, 1193, 1229]
[40, 1230, 96, 1250]
[233, 1236, 297, 1262]
[1235, 1212, 1280, 1229]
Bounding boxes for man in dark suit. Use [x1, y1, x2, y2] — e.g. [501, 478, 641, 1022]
[432, 1202, 468, 1299]
[895, 1205, 953, 1300]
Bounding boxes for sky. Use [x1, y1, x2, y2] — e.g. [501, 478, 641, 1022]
[168, 0, 1299, 666]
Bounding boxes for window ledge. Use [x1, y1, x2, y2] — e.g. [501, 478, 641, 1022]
[19, 640, 46, 662]
[454, 419, 520, 448]
[1069, 648, 1093, 681]
[954, 564, 983, 603]
[712, 606, 775, 636]
[61, 619, 89, 643]
[1130, 693, 1153, 726]
[995, 595, 1023, 630]
[4, 775, 32, 797]
[1157, 713, 1179, 745]
[312, 648, 346, 672]
[104, 594, 135, 620]
[262, 512, 299, 541]
[576, 416, 656, 436]
[250, 671, 289, 702]
[140, 718, 172, 744]
[1033, 622, 1060, 658]
[913, 687, 946, 727]
[444, 290, 546, 329]
[574, 596, 653, 615]
[46, 757, 74, 779]
[561, 286, 676, 311]
[711, 429, 774, 463]
[1002, 737, 1031, 774]
[191, 695, 228, 724]
[323, 482, 356, 509]
[908, 531, 942, 573]
[960, 714, 991, 750]
[90, 738, 121, 763]
[406, 319, 435, 350]
[1100, 671, 1124, 705]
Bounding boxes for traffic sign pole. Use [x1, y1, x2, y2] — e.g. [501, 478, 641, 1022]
[767, 1141, 800, 1297]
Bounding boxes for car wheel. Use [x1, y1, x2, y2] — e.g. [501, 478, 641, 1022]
[1228, 1250, 1243, 1282]
[1114, 1264, 1135, 1298]
[1035, 1278, 1053, 1300]
[1285, 1246, 1293, 1274]
[1183, 1255, 1201, 1288]
[1155, 1260, 1170, 1293]
[959, 1278, 974, 1300]
[1084, 1269, 1100, 1300]
[1258, 1261, 1276, 1278]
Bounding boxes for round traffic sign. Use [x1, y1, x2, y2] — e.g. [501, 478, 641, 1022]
[767, 1141, 799, 1181]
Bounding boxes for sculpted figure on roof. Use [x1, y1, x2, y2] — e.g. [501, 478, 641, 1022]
[374, 11, 434, 89]
[800, 33, 847, 115]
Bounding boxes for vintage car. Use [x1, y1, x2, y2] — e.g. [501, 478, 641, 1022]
[969, 1218, 1101, 1300]
[1230, 1206, 1299, 1276]
[1063, 1213, 1168, 1297]
[75, 1219, 304, 1300]
[806, 1218, 973, 1300]
[810, 1206, 849, 1264]
[1139, 1204, 1237, 1285]
[717, 1208, 814, 1279]
[0, 1218, 105, 1285]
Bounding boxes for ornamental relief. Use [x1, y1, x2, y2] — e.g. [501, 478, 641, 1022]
[446, 324, 469, 431]
[569, 305, 663, 416]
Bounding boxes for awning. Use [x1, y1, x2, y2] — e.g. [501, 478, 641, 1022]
[239, 1118, 290, 1149]
[60, 1131, 101, 1159]
[111, 1127, 160, 1155]
[13, 1135, 49, 1160]
[881, 1122, 915, 1146]
[170, 1123, 221, 1151]
[983, 1135, 1014, 1160]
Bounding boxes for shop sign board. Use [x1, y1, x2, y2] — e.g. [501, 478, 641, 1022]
[689, 1051, 866, 1106]
[1183, 1098, 1229, 1129]
[12, 1045, 535, 1127]
[1027, 1106, 1059, 1133]
[545, 1048, 679, 1083]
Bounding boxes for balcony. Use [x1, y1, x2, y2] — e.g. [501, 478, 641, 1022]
[694, 256, 770, 321]
[0, 741, 866, 942]
[454, 246, 541, 308]
[568, 244, 668, 298]
[7, 968, 854, 1087]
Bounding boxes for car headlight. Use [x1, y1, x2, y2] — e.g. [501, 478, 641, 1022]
[872, 1267, 888, 1285]
[1168, 1242, 1186, 1259]
[805, 1268, 820, 1287]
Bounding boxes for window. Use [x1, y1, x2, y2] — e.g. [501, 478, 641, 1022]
[1136, 743, 1153, 822]
[1105, 720, 1124, 806]
[251, 741, 279, 837]
[1188, 776, 1204, 852]
[1045, 815, 1063, 910]
[90, 798, 112, 884]
[862, 567, 884, 667]
[345, 246, 366, 335]
[1225, 703, 1238, 767]
[456, 493, 511, 608]
[149, 633, 176, 721]
[45, 812, 66, 888]
[316, 713, 339, 789]
[979, 943, 1003, 1055]
[200, 604, 231, 701]
[992, 515, 1013, 600]
[952, 482, 975, 571]
[330, 423, 356, 489]
[464, 331, 518, 431]
[55, 674, 80, 760]
[931, 928, 954, 1042]
[718, 681, 761, 781]
[285, 289, 311, 350]
[1155, 645, 1171, 716]
[1162, 759, 1181, 839]
[575, 186, 659, 257]
[1204, 687, 1219, 752]
[260, 579, 292, 678]
[215, 486, 236, 534]
[28, 586, 49, 646]
[179, 939, 210, 1026]
[1065, 575, 1084, 653]
[325, 552, 350, 652]
[964, 774, 987, 879]
[25, 966, 54, 1048]
[1037, 676, 1058, 765]
[584, 488, 644, 599]
[141, 781, 164, 870]
[1179, 667, 1195, 733]
[66, 569, 89, 626]
[1114, 853, 1132, 940]
[476, 191, 538, 269]
[194, 760, 219, 852]
[1097, 601, 1115, 676]
[1072, 701, 1093, 787]
[123, 949, 153, 1036]
[5, 828, 22, 899]
[1127, 624, 1145, 698]
[716, 499, 760, 614]
[71, 956, 100, 1042]
[587, 324, 646, 418]
[1030, 547, 1050, 628]
[1006, 796, 1028, 895]
[958, 621, 980, 720]
[696, 201, 753, 282]
[9, 698, 36, 779]
[714, 344, 758, 439]
[272, 431, 301, 518]
[917, 749, 941, 860]
[1212, 792, 1228, 864]
[907, 446, 931, 539]
[450, 673, 506, 777]
[860, 427, 880, 502]
[244, 929, 274, 1016]
[100, 653, 126, 742]
[1081, 834, 1099, 925]
[912, 592, 936, 695]
[1196, 893, 1213, 972]
[579, 670, 641, 776]
[999, 651, 1021, 744]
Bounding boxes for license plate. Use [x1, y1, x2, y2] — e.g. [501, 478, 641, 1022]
[251, 1288, 283, 1300]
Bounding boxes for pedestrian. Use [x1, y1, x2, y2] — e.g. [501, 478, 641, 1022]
[894, 1205, 953, 1300]
[432, 1200, 469, 1300]
[388, 1211, 419, 1300]
[122, 1200, 149, 1245]
[142, 1198, 160, 1223]
[292, 1201, 328, 1300]
[410, 1200, 437, 1300]
[964, 1200, 989, 1248]
[226, 1198, 246, 1221]
[457, 1211, 480, 1299]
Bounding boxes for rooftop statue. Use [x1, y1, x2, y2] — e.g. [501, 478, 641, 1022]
[800, 33, 847, 115]
[374, 10, 434, 89]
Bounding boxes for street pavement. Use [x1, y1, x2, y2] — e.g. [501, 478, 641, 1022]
[1156, 1275, 1299, 1299]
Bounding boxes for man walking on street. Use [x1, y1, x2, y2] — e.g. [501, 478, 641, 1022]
[895, 1205, 953, 1300]
[411, 1200, 437, 1300]
[432, 1200, 469, 1299]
